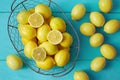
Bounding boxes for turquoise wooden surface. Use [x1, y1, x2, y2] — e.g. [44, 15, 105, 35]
[0, 0, 120, 80]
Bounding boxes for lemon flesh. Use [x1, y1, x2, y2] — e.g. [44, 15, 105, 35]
[47, 30, 63, 45]
[32, 47, 46, 61]
[28, 13, 44, 28]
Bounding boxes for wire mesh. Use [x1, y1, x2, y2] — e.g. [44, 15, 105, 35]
[7, 0, 80, 77]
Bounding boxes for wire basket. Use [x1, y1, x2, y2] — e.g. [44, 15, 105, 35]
[7, 0, 80, 77]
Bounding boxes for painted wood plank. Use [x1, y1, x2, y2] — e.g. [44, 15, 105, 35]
[0, 60, 120, 80]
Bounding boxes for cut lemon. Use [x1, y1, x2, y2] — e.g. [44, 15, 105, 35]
[47, 30, 63, 45]
[28, 13, 44, 28]
[32, 47, 46, 61]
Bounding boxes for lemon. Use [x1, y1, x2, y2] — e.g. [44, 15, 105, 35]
[6, 54, 23, 70]
[32, 47, 46, 61]
[28, 13, 44, 28]
[47, 30, 63, 45]
[39, 42, 58, 55]
[60, 32, 73, 48]
[18, 24, 36, 40]
[55, 49, 70, 67]
[71, 4, 86, 20]
[28, 8, 35, 13]
[74, 71, 89, 80]
[90, 12, 105, 27]
[24, 41, 37, 58]
[35, 4, 52, 19]
[91, 56, 106, 72]
[99, 0, 112, 13]
[80, 22, 96, 36]
[17, 10, 31, 24]
[100, 44, 116, 59]
[104, 19, 120, 34]
[36, 56, 55, 70]
[50, 17, 66, 32]
[90, 33, 104, 47]
[21, 37, 37, 45]
[37, 24, 51, 43]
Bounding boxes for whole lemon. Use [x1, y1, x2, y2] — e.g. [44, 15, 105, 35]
[21, 37, 37, 45]
[71, 4, 86, 20]
[80, 22, 96, 36]
[35, 4, 52, 19]
[50, 17, 66, 32]
[100, 44, 117, 59]
[90, 12, 105, 27]
[91, 56, 106, 72]
[39, 42, 58, 55]
[36, 56, 55, 70]
[55, 49, 70, 67]
[99, 0, 112, 13]
[18, 24, 36, 40]
[104, 19, 120, 34]
[37, 24, 51, 43]
[60, 32, 73, 48]
[17, 10, 31, 24]
[74, 71, 89, 80]
[90, 33, 104, 47]
[6, 54, 23, 70]
[24, 41, 37, 58]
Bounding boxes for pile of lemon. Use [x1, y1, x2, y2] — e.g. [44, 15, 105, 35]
[17, 4, 73, 70]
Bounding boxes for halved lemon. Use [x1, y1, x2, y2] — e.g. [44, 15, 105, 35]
[47, 30, 63, 45]
[32, 47, 46, 61]
[28, 13, 44, 28]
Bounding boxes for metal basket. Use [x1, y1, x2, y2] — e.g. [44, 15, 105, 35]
[7, 0, 80, 77]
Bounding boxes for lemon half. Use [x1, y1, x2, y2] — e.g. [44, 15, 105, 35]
[32, 47, 46, 61]
[28, 13, 44, 28]
[47, 30, 63, 45]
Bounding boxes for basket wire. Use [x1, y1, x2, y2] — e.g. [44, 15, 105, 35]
[7, 0, 80, 77]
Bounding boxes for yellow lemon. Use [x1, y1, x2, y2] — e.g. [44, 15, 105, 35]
[55, 49, 70, 67]
[21, 37, 37, 45]
[28, 13, 44, 28]
[99, 0, 112, 13]
[47, 30, 63, 45]
[18, 24, 36, 40]
[71, 4, 86, 20]
[24, 41, 37, 58]
[32, 47, 46, 61]
[90, 12, 105, 27]
[104, 19, 120, 34]
[39, 42, 58, 55]
[100, 44, 117, 59]
[37, 24, 51, 43]
[80, 22, 96, 36]
[28, 8, 35, 13]
[90, 33, 104, 47]
[17, 10, 31, 24]
[36, 56, 55, 70]
[50, 17, 66, 32]
[35, 4, 52, 19]
[74, 71, 89, 80]
[6, 54, 23, 70]
[60, 32, 73, 48]
[91, 56, 106, 72]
